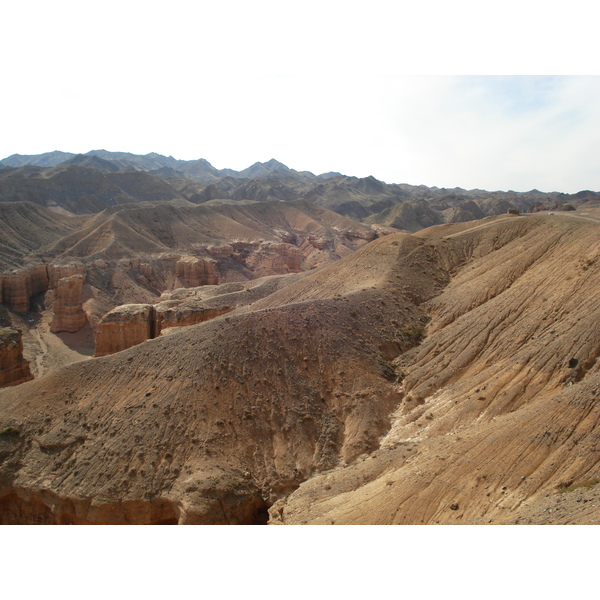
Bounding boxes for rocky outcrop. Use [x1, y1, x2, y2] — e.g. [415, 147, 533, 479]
[94, 304, 156, 357]
[0, 328, 33, 387]
[154, 301, 232, 335]
[207, 244, 234, 258]
[1, 265, 49, 314]
[94, 296, 233, 356]
[47, 262, 85, 288]
[244, 242, 303, 277]
[50, 274, 87, 333]
[1, 262, 88, 316]
[175, 257, 218, 287]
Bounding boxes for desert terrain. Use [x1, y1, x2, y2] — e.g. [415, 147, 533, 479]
[0, 151, 599, 524]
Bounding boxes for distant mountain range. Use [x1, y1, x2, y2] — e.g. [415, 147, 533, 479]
[0, 150, 339, 184]
[1, 150, 598, 227]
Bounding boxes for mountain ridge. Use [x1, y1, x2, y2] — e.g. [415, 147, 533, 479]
[2, 151, 598, 232]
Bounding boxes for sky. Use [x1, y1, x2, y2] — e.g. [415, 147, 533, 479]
[2, 0, 599, 193]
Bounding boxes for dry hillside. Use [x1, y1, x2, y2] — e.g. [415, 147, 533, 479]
[0, 199, 378, 381]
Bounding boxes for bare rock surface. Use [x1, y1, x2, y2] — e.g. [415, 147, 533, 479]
[50, 275, 86, 333]
[175, 257, 218, 287]
[0, 328, 33, 388]
[94, 304, 156, 357]
[1, 265, 50, 314]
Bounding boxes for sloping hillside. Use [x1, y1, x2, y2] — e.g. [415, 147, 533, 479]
[0, 200, 381, 384]
[269, 214, 600, 524]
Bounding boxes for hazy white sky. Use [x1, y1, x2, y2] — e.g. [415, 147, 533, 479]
[2, 1, 599, 193]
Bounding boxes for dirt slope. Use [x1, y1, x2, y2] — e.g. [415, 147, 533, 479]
[269, 214, 600, 524]
[0, 227, 445, 523]
[0, 202, 84, 270]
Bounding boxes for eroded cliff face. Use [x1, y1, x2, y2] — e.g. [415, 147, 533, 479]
[154, 302, 232, 336]
[47, 263, 86, 288]
[94, 304, 156, 357]
[0, 262, 87, 318]
[93, 300, 234, 357]
[50, 274, 87, 334]
[244, 242, 303, 277]
[1, 265, 50, 314]
[0, 328, 33, 388]
[175, 257, 218, 287]
[92, 272, 320, 356]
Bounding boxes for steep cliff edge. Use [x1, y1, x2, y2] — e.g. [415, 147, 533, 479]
[1, 265, 50, 314]
[0, 328, 33, 388]
[93, 272, 309, 355]
[50, 274, 87, 334]
[94, 304, 156, 357]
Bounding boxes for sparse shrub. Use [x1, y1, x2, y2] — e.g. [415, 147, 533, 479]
[400, 324, 425, 343]
[0, 426, 21, 438]
[378, 354, 397, 382]
[557, 478, 600, 493]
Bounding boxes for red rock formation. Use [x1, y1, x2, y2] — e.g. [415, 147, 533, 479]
[175, 257, 218, 287]
[207, 244, 234, 258]
[154, 300, 232, 335]
[244, 242, 303, 276]
[47, 262, 85, 288]
[1, 265, 49, 314]
[0, 328, 33, 388]
[94, 304, 156, 357]
[50, 274, 87, 333]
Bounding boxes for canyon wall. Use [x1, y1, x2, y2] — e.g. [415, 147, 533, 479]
[47, 263, 86, 288]
[175, 257, 218, 287]
[154, 301, 232, 336]
[0, 328, 33, 388]
[0, 265, 50, 314]
[94, 299, 233, 356]
[50, 274, 87, 333]
[94, 304, 156, 357]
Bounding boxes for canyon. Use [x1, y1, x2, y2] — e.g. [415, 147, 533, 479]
[0, 151, 599, 525]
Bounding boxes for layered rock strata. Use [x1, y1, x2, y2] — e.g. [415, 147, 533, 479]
[48, 263, 85, 288]
[154, 301, 232, 336]
[175, 257, 218, 287]
[0, 328, 33, 387]
[244, 242, 303, 276]
[94, 300, 233, 356]
[50, 274, 87, 333]
[94, 304, 156, 357]
[1, 265, 50, 314]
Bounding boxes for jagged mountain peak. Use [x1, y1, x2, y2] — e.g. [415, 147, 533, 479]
[64, 154, 121, 173]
